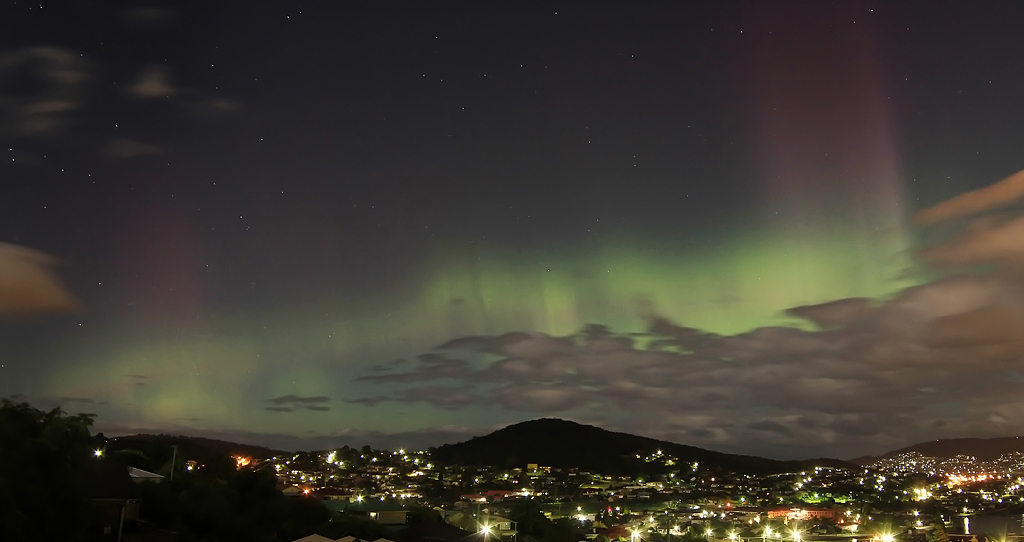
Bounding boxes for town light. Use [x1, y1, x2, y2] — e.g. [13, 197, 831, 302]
[880, 534, 895, 542]
[729, 533, 738, 541]
[481, 525, 492, 536]
[707, 529, 715, 538]
[94, 449, 103, 457]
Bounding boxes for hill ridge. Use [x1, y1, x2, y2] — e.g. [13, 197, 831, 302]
[432, 418, 849, 475]
[851, 435, 1024, 464]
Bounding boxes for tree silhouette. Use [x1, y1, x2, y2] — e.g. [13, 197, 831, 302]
[0, 399, 100, 540]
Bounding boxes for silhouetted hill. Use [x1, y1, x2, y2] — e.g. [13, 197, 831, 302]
[110, 434, 285, 466]
[431, 418, 849, 475]
[852, 435, 1024, 464]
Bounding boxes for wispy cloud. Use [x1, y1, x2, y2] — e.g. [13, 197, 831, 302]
[127, 65, 176, 98]
[265, 394, 331, 405]
[0, 243, 80, 318]
[106, 138, 164, 158]
[264, 395, 331, 413]
[0, 47, 92, 140]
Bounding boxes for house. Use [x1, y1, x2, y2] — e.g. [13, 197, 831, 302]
[128, 467, 164, 483]
[292, 536, 335, 542]
[398, 521, 487, 542]
[446, 512, 517, 540]
[87, 461, 140, 541]
[283, 485, 313, 498]
[292, 535, 399, 542]
[343, 500, 410, 525]
[766, 507, 841, 522]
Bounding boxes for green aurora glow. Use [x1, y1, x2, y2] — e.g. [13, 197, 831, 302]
[43, 217, 919, 437]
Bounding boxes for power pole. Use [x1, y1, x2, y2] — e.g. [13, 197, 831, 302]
[170, 445, 177, 482]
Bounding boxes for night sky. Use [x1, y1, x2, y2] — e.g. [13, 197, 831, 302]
[3, 1, 1024, 459]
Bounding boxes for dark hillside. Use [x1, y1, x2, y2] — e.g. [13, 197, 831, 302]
[852, 435, 1024, 464]
[431, 418, 848, 475]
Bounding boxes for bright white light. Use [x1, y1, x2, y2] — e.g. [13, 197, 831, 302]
[94, 449, 103, 457]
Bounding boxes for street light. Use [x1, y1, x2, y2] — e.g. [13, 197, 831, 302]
[707, 529, 715, 539]
[94, 449, 103, 457]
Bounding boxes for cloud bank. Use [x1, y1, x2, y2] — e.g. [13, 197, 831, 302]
[357, 169, 1024, 459]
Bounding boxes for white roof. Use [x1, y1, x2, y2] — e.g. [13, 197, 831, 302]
[291, 535, 334, 542]
[128, 467, 164, 480]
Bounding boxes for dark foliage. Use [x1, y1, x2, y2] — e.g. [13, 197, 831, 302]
[509, 499, 578, 542]
[0, 400, 340, 541]
[0, 399, 101, 540]
[134, 465, 335, 541]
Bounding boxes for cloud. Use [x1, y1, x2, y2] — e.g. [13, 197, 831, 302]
[127, 65, 176, 98]
[914, 169, 1024, 270]
[393, 386, 481, 410]
[786, 298, 875, 329]
[265, 394, 331, 406]
[0, 47, 92, 140]
[357, 354, 469, 383]
[264, 395, 332, 413]
[359, 269, 1024, 458]
[120, 8, 177, 32]
[747, 420, 792, 436]
[0, 243, 80, 318]
[345, 396, 389, 406]
[187, 98, 241, 117]
[106, 138, 164, 158]
[914, 169, 1024, 225]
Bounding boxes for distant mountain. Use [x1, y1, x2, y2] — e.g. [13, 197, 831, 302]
[851, 435, 1024, 464]
[110, 434, 286, 464]
[431, 418, 849, 475]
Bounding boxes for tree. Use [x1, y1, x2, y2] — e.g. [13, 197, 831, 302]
[928, 521, 952, 542]
[0, 399, 99, 540]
